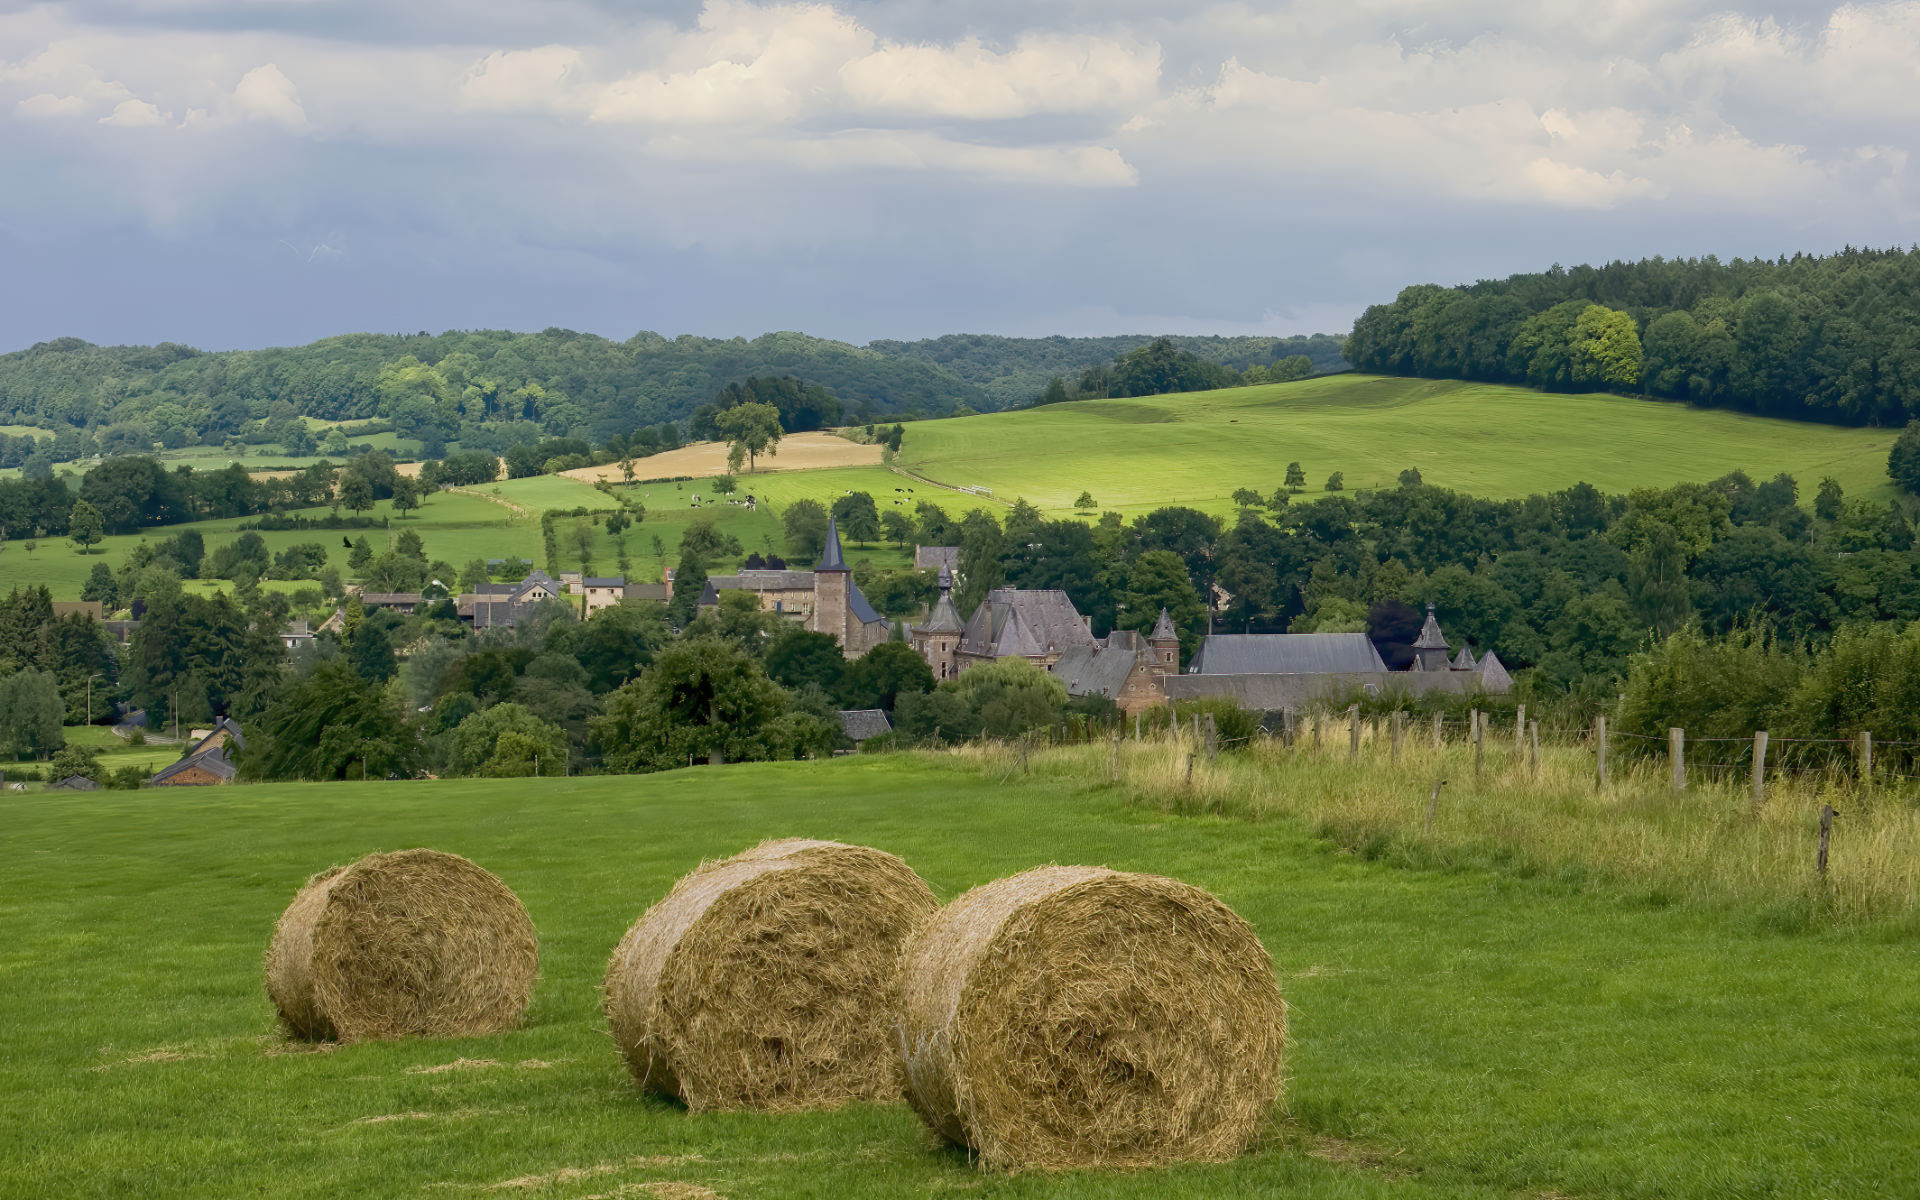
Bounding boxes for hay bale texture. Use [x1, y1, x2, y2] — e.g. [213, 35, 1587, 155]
[893, 865, 1286, 1171]
[265, 849, 539, 1042]
[604, 838, 937, 1112]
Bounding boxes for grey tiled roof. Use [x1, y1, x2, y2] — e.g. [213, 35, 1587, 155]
[1187, 633, 1387, 676]
[816, 517, 848, 571]
[1478, 650, 1513, 691]
[1150, 607, 1178, 641]
[959, 589, 1097, 658]
[1052, 644, 1142, 699]
[1452, 646, 1478, 670]
[150, 717, 244, 785]
[707, 571, 817, 592]
[839, 709, 892, 741]
[1413, 604, 1449, 650]
[914, 545, 960, 572]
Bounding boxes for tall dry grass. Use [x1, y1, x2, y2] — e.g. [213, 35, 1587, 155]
[939, 716, 1920, 929]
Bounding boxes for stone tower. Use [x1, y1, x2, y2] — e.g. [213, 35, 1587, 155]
[912, 564, 966, 679]
[1412, 602, 1451, 672]
[810, 515, 852, 654]
[1148, 606, 1180, 674]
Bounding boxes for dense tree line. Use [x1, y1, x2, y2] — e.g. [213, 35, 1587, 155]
[1346, 246, 1920, 425]
[870, 333, 1350, 409]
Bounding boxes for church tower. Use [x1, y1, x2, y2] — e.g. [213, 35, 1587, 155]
[811, 516, 852, 653]
[912, 564, 966, 679]
[1148, 606, 1180, 674]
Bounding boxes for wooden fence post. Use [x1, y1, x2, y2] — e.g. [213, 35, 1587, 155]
[1110, 734, 1120, 784]
[1186, 753, 1195, 787]
[1432, 710, 1443, 750]
[1205, 713, 1219, 761]
[1818, 805, 1838, 879]
[1424, 778, 1446, 834]
[1473, 712, 1485, 784]
[1515, 704, 1527, 754]
[1529, 720, 1540, 777]
[1751, 730, 1769, 813]
[1133, 712, 1141, 742]
[1312, 712, 1322, 752]
[1669, 727, 1685, 793]
[1283, 707, 1295, 748]
[1391, 711, 1405, 765]
[1348, 704, 1361, 760]
[1595, 715, 1609, 791]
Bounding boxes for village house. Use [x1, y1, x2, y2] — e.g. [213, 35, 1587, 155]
[149, 717, 244, 787]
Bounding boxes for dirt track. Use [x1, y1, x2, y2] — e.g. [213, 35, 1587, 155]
[562, 433, 880, 483]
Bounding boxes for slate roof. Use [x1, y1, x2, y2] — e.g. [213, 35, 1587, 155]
[359, 592, 422, 608]
[914, 545, 960, 573]
[846, 578, 884, 627]
[1477, 650, 1514, 692]
[1150, 607, 1179, 642]
[959, 589, 1098, 658]
[1452, 645, 1478, 670]
[839, 709, 893, 742]
[1413, 603, 1449, 650]
[51, 775, 100, 791]
[1052, 644, 1143, 700]
[625, 582, 670, 603]
[915, 566, 965, 634]
[816, 517, 849, 571]
[705, 570, 817, 594]
[150, 717, 244, 785]
[579, 577, 626, 588]
[1187, 633, 1388, 676]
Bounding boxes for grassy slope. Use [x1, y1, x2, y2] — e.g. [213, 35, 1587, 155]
[2, 757, 1914, 1200]
[896, 375, 1901, 518]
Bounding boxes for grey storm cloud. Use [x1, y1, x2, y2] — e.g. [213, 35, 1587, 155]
[1, 0, 1916, 350]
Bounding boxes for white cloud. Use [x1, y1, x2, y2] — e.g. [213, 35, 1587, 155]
[228, 64, 307, 129]
[459, 46, 586, 113]
[838, 33, 1160, 118]
[14, 91, 88, 118]
[99, 96, 164, 126]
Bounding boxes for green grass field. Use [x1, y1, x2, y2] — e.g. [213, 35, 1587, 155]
[897, 375, 1902, 518]
[2, 755, 1913, 1199]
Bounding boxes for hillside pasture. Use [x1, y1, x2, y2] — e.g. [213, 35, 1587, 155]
[562, 432, 882, 483]
[1, 756, 1914, 1198]
[896, 374, 1902, 518]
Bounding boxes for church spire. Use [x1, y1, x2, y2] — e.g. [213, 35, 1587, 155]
[815, 515, 849, 572]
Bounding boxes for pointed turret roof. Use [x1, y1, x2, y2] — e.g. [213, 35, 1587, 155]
[815, 516, 848, 571]
[996, 607, 1048, 658]
[1413, 602, 1449, 650]
[1150, 606, 1178, 643]
[1452, 645, 1477, 670]
[916, 565, 965, 634]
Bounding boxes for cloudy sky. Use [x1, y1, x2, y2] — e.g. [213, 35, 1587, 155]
[1, 1, 1916, 351]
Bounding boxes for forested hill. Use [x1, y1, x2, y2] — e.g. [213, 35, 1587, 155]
[0, 329, 985, 442]
[1346, 246, 1920, 427]
[0, 328, 1350, 453]
[867, 333, 1350, 409]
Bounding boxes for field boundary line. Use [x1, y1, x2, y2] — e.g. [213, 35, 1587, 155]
[888, 463, 1013, 509]
[448, 487, 531, 519]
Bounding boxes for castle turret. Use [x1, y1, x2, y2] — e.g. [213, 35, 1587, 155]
[1148, 606, 1180, 674]
[912, 565, 966, 679]
[1412, 602, 1451, 672]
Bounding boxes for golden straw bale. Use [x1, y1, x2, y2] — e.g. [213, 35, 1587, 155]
[893, 865, 1285, 1171]
[605, 838, 937, 1112]
[265, 849, 538, 1042]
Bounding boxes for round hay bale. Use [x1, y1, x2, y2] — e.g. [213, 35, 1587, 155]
[604, 838, 938, 1112]
[893, 865, 1285, 1171]
[265, 849, 539, 1042]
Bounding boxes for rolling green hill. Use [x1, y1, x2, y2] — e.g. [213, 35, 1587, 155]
[897, 374, 1902, 518]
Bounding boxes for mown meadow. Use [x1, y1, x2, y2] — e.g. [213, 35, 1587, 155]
[4, 754, 1916, 1199]
[895, 374, 1902, 518]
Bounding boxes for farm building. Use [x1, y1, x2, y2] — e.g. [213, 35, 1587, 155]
[149, 718, 244, 787]
[50, 775, 100, 791]
[1166, 605, 1510, 710]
